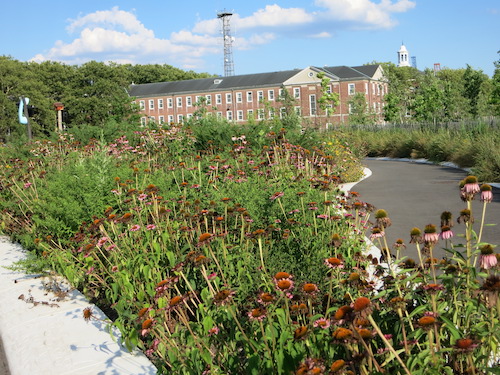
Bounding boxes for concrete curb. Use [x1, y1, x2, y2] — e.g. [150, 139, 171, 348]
[0, 236, 157, 375]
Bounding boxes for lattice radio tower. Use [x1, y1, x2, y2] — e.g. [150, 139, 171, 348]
[217, 11, 234, 77]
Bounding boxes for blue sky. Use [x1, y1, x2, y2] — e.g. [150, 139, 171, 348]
[1, 1, 499, 77]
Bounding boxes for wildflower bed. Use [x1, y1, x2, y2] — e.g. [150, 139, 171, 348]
[1, 123, 499, 374]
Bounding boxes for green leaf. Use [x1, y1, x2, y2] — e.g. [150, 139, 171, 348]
[440, 315, 461, 341]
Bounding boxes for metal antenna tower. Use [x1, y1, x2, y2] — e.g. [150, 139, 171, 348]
[217, 11, 234, 76]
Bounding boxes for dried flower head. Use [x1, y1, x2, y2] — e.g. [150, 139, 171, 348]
[375, 209, 391, 228]
[325, 257, 344, 269]
[333, 327, 353, 341]
[330, 359, 346, 373]
[83, 307, 94, 322]
[480, 184, 493, 203]
[293, 326, 309, 340]
[303, 283, 319, 296]
[248, 307, 267, 321]
[409, 227, 422, 244]
[213, 289, 235, 305]
[353, 297, 371, 312]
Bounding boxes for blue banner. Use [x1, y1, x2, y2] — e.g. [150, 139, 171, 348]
[18, 97, 29, 125]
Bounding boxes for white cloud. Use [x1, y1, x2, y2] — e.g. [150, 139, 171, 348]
[30, 2, 415, 69]
[314, 0, 415, 28]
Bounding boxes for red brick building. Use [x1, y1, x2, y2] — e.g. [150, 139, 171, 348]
[128, 64, 387, 129]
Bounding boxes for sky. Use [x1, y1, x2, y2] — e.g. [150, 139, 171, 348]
[1, 1, 499, 77]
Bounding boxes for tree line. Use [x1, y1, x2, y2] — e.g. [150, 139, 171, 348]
[1, 54, 499, 142]
[0, 56, 213, 142]
[348, 55, 500, 125]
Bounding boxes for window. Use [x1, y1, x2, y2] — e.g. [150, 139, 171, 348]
[348, 84, 355, 95]
[236, 92, 242, 103]
[268, 108, 275, 119]
[227, 111, 233, 121]
[326, 85, 332, 94]
[295, 107, 301, 116]
[247, 109, 254, 119]
[279, 88, 285, 98]
[377, 85, 381, 95]
[149, 116, 155, 122]
[309, 94, 317, 116]
[158, 99, 164, 109]
[177, 114, 184, 123]
[159, 115, 165, 123]
[257, 91, 264, 101]
[167, 98, 173, 108]
[226, 93, 232, 104]
[187, 113, 193, 119]
[140, 117, 147, 126]
[257, 109, 265, 120]
[195, 96, 201, 104]
[216, 94, 222, 105]
[216, 112, 222, 119]
[186, 96, 192, 107]
[246, 91, 253, 102]
[168, 115, 174, 123]
[176, 97, 182, 107]
[348, 103, 353, 114]
[149, 100, 154, 110]
[280, 107, 286, 118]
[293, 87, 300, 99]
[268, 90, 275, 100]
[205, 95, 212, 105]
[237, 110, 243, 121]
[365, 83, 369, 95]
[139, 100, 145, 110]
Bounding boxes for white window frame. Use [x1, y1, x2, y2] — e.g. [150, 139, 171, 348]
[280, 107, 286, 118]
[237, 110, 243, 121]
[247, 109, 254, 119]
[246, 91, 253, 102]
[279, 88, 285, 99]
[257, 109, 265, 120]
[176, 97, 182, 108]
[348, 84, 355, 95]
[159, 115, 165, 123]
[167, 98, 173, 108]
[293, 87, 300, 99]
[309, 94, 317, 116]
[226, 93, 232, 104]
[158, 99, 164, 109]
[295, 106, 301, 116]
[236, 92, 242, 103]
[205, 95, 212, 105]
[268, 90, 275, 101]
[149, 100, 154, 110]
[139, 100, 145, 110]
[177, 114, 184, 123]
[216, 112, 222, 119]
[140, 117, 147, 126]
[227, 111, 233, 121]
[216, 94, 222, 105]
[168, 115, 174, 123]
[257, 91, 264, 101]
[186, 96, 192, 107]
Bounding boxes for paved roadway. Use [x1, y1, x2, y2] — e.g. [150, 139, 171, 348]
[353, 159, 500, 261]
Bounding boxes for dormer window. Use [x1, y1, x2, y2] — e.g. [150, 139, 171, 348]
[214, 79, 223, 84]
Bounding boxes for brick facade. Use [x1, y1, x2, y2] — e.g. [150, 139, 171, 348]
[130, 65, 388, 129]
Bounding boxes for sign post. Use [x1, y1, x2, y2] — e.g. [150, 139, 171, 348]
[18, 96, 32, 140]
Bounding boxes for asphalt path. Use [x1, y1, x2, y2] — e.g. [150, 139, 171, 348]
[353, 159, 500, 261]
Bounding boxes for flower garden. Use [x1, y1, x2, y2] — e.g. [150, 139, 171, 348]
[0, 121, 499, 375]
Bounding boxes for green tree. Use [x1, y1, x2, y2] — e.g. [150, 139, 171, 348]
[489, 51, 500, 115]
[463, 64, 487, 117]
[412, 69, 444, 123]
[348, 92, 373, 125]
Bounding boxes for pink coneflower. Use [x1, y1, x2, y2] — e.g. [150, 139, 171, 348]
[313, 317, 331, 329]
[97, 237, 109, 247]
[248, 307, 267, 321]
[130, 224, 141, 232]
[270, 192, 284, 200]
[146, 224, 156, 230]
[369, 227, 385, 240]
[463, 176, 480, 194]
[208, 326, 220, 336]
[317, 214, 329, 219]
[480, 184, 493, 203]
[479, 244, 498, 269]
[440, 225, 454, 240]
[23, 182, 32, 189]
[423, 224, 439, 244]
[325, 257, 344, 269]
[138, 193, 148, 201]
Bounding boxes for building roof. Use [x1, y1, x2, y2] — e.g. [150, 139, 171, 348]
[129, 64, 382, 98]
